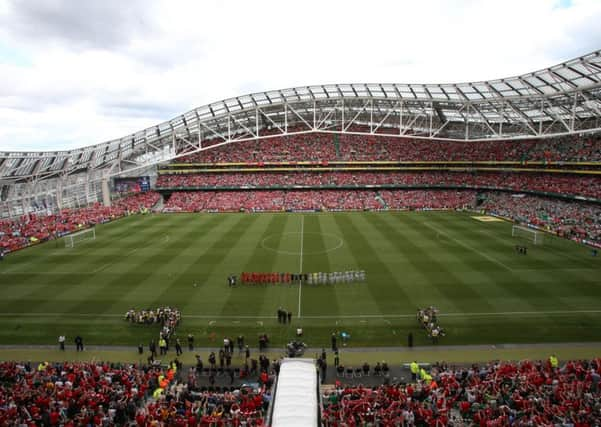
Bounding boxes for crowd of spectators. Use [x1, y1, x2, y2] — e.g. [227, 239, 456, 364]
[0, 360, 271, 426]
[0, 360, 165, 425]
[112, 191, 160, 213]
[156, 171, 601, 199]
[480, 192, 601, 245]
[2, 355, 600, 425]
[322, 358, 601, 426]
[379, 190, 475, 210]
[163, 190, 475, 212]
[179, 131, 336, 163]
[0, 192, 160, 253]
[175, 131, 601, 163]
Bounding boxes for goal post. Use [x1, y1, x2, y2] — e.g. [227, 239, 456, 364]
[64, 227, 96, 248]
[511, 225, 543, 245]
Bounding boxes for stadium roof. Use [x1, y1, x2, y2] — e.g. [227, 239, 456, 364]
[1, 49, 601, 182]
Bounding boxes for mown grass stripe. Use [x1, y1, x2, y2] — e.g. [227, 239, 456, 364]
[146, 214, 257, 310]
[334, 213, 414, 314]
[42, 214, 201, 315]
[300, 214, 340, 317]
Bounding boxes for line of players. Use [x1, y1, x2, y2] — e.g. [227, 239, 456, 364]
[307, 270, 366, 285]
[239, 270, 367, 285]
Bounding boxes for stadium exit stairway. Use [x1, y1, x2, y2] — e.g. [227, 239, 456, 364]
[152, 194, 164, 211]
[333, 134, 341, 158]
[375, 191, 388, 209]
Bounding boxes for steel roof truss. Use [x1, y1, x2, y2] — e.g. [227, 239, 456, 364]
[228, 113, 257, 139]
[343, 100, 371, 132]
[258, 107, 285, 134]
[372, 101, 401, 134]
[285, 102, 313, 131]
[431, 103, 469, 138]
[199, 121, 228, 143]
[505, 101, 539, 136]
[315, 103, 338, 130]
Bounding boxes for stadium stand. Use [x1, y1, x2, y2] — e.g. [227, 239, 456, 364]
[174, 131, 601, 163]
[321, 358, 601, 426]
[0, 360, 271, 426]
[2, 357, 600, 425]
[0, 192, 160, 253]
[157, 172, 601, 200]
[163, 190, 475, 213]
[480, 192, 601, 245]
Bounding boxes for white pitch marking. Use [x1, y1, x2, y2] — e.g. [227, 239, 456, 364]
[298, 215, 304, 319]
[92, 263, 111, 274]
[423, 221, 513, 271]
[182, 309, 601, 319]
[2, 271, 94, 275]
[2, 309, 601, 319]
[260, 232, 343, 256]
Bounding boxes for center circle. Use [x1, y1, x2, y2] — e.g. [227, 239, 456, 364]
[261, 232, 344, 255]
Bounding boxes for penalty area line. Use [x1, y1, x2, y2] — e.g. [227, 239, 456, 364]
[423, 221, 513, 272]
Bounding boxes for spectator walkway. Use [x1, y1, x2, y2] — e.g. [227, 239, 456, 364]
[1, 341, 600, 365]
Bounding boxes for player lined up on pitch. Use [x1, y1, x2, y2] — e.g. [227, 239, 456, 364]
[238, 270, 366, 285]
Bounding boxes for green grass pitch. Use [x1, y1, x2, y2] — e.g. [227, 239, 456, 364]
[0, 211, 599, 349]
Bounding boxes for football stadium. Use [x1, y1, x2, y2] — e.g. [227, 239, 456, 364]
[2, 25, 601, 425]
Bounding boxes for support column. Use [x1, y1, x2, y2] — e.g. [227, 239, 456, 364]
[101, 178, 111, 207]
[56, 179, 63, 210]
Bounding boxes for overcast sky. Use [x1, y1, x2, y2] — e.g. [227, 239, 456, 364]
[0, 0, 599, 152]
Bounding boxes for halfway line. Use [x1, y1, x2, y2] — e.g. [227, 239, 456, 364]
[298, 215, 304, 318]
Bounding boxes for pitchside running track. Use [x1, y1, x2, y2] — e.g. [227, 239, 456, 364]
[0, 211, 599, 348]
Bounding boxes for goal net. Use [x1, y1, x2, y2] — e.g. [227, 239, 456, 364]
[511, 225, 543, 245]
[65, 227, 96, 248]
